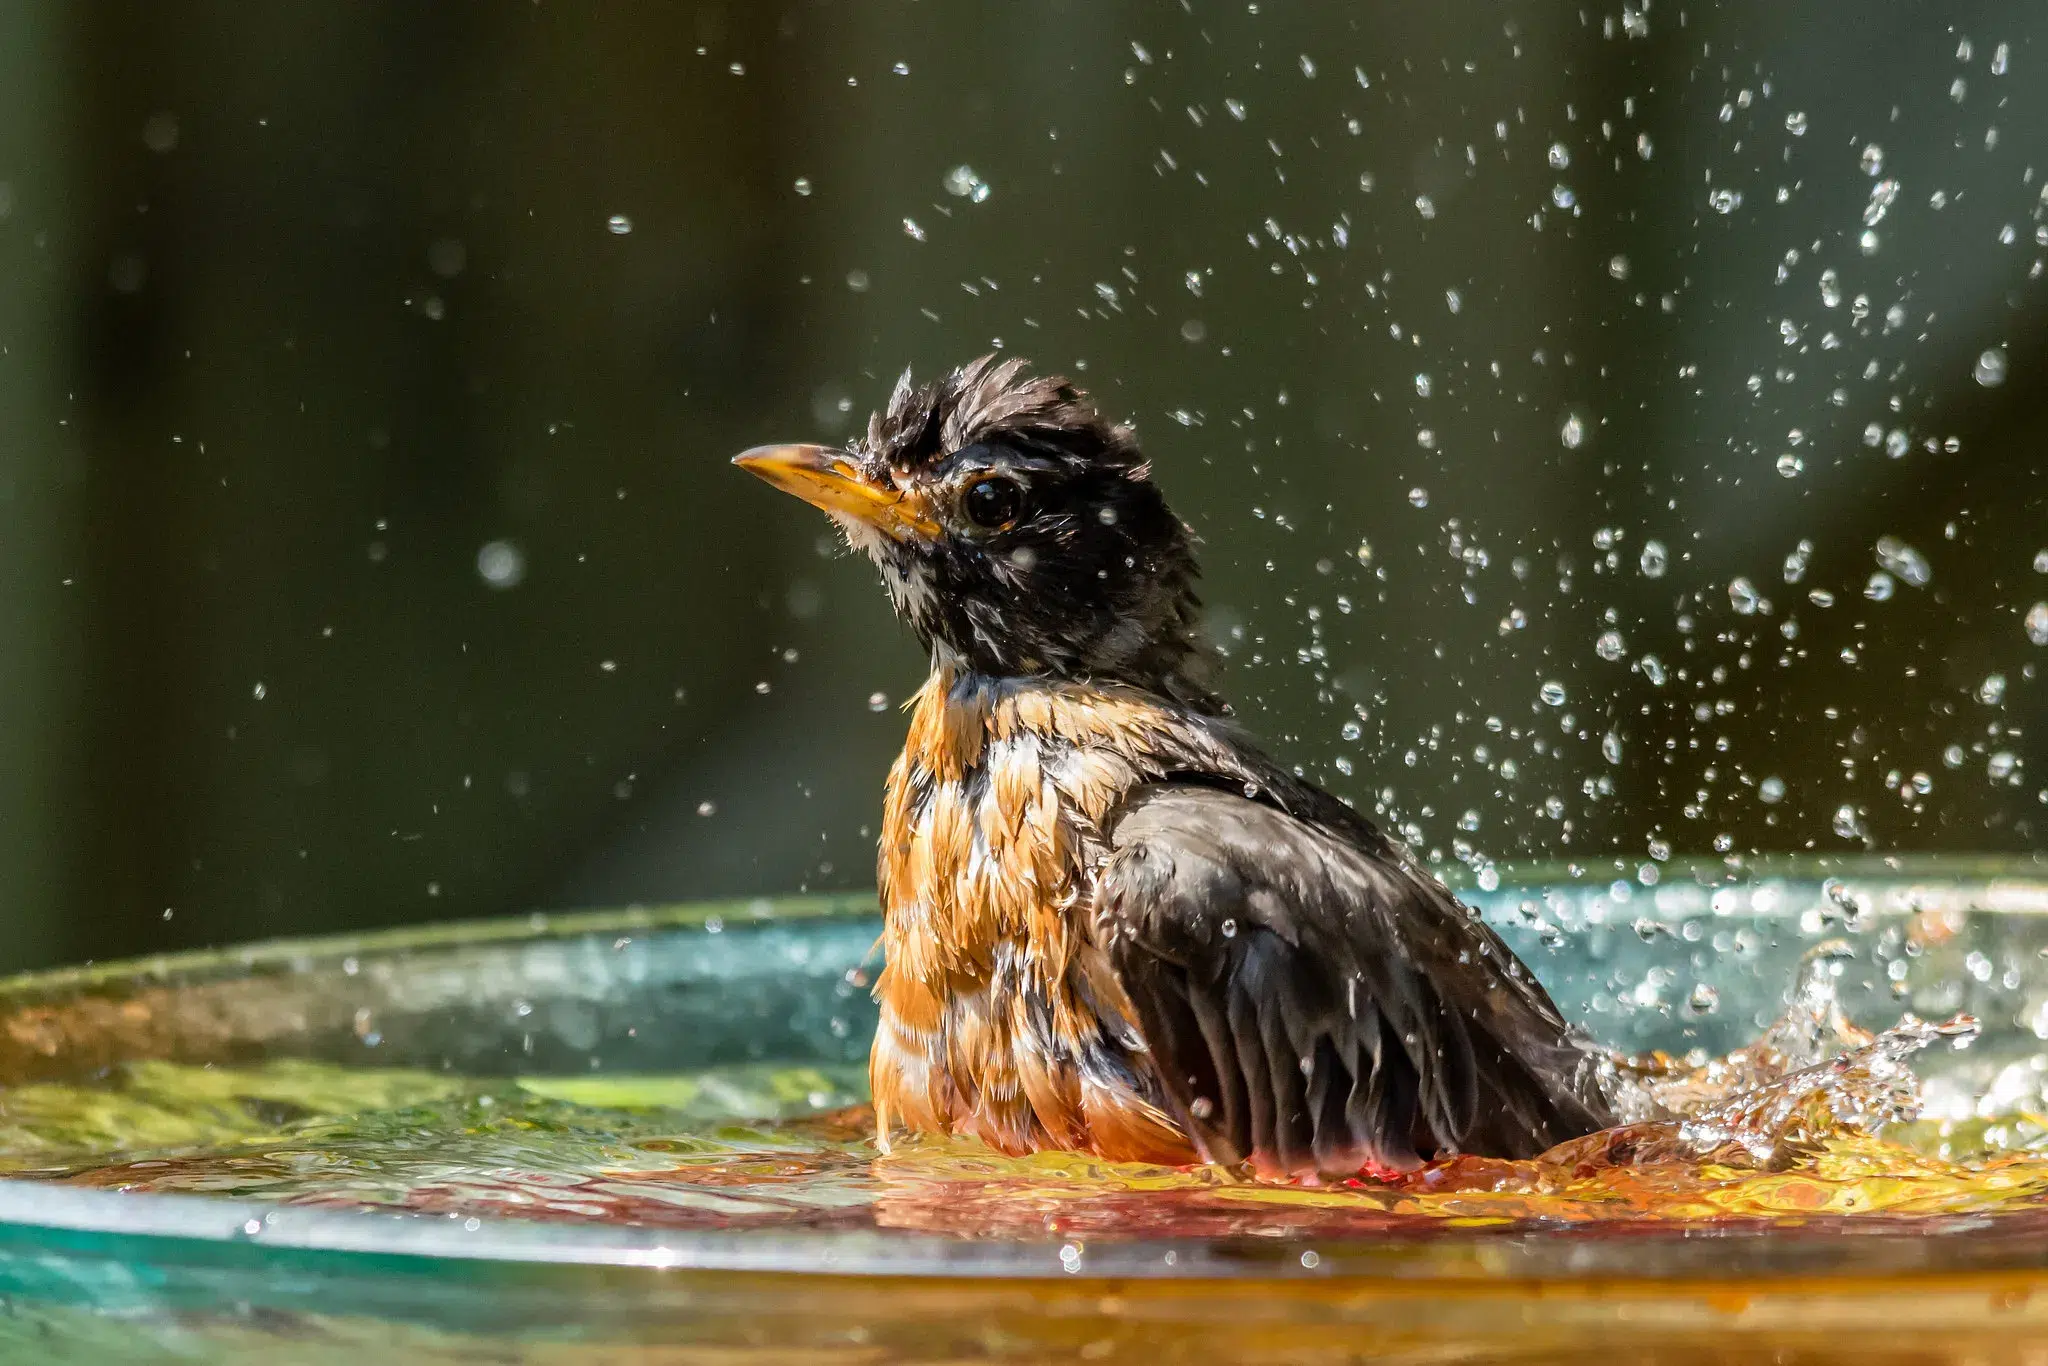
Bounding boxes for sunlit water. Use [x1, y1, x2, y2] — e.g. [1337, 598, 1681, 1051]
[9, 910, 2048, 1243]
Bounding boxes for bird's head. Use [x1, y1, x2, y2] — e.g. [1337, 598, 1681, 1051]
[736, 355, 1217, 708]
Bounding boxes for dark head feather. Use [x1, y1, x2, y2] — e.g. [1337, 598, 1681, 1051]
[845, 356, 1219, 710]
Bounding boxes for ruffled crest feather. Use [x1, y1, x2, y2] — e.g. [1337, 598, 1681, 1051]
[859, 354, 1140, 474]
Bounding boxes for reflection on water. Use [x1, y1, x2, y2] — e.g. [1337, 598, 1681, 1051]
[6, 940, 2042, 1243]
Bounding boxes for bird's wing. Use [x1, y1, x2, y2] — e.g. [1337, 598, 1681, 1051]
[1097, 783, 1612, 1176]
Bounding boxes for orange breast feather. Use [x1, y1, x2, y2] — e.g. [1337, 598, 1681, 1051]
[869, 670, 1196, 1165]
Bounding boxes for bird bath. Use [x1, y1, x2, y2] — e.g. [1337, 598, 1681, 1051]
[2, 856, 2048, 1363]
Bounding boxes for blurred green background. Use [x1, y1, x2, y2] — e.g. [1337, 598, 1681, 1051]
[0, 1, 2042, 973]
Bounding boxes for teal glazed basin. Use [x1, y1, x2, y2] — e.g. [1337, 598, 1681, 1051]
[0, 856, 2046, 1363]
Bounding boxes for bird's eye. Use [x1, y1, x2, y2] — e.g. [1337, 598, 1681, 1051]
[962, 476, 1025, 530]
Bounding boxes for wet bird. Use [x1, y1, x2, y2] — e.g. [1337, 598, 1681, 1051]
[735, 356, 1613, 1178]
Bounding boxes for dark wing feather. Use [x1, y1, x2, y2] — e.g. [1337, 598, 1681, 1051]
[1098, 784, 1611, 1176]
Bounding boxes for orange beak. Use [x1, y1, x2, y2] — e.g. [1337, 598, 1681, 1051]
[732, 444, 940, 540]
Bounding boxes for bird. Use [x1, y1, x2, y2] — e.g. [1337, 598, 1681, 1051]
[734, 355, 1614, 1180]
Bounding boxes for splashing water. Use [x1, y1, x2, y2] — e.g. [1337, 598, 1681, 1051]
[1875, 535, 1933, 587]
[942, 164, 992, 203]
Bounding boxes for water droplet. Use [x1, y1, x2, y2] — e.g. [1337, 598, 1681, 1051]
[867, 691, 890, 712]
[902, 218, 926, 242]
[1607, 254, 1630, 280]
[476, 539, 526, 589]
[606, 214, 633, 235]
[1776, 452, 1804, 478]
[1224, 98, 1247, 120]
[1980, 673, 2008, 706]
[1884, 428, 1911, 459]
[1413, 373, 1433, 397]
[1974, 347, 2009, 387]
[1819, 269, 1841, 308]
[1859, 229, 1881, 256]
[2026, 602, 2048, 646]
[696, 800, 717, 817]
[1547, 142, 1571, 169]
[1708, 187, 1743, 214]
[2035, 549, 2048, 574]
[1989, 752, 2019, 783]
[1601, 731, 1623, 764]
[1414, 194, 1436, 219]
[1355, 539, 1374, 566]
[792, 177, 812, 196]
[1865, 572, 1896, 602]
[1551, 184, 1576, 210]
[1595, 630, 1626, 661]
[1992, 42, 2010, 76]
[1822, 879, 1866, 925]
[1298, 54, 1317, 78]
[1785, 111, 1808, 136]
[943, 165, 991, 202]
[1637, 654, 1668, 686]
[1407, 487, 1430, 508]
[1560, 413, 1586, 449]
[1638, 540, 1668, 578]
[251, 681, 267, 701]
[1340, 719, 1362, 742]
[1875, 535, 1932, 587]
[142, 111, 180, 153]
[1539, 681, 1567, 707]
[1832, 804, 1865, 840]
[1686, 983, 1720, 1015]
[1783, 539, 1814, 584]
[1728, 577, 1761, 614]
[1760, 776, 1786, 804]
[1860, 143, 1884, 175]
